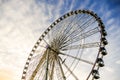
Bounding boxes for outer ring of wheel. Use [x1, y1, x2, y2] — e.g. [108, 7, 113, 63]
[21, 9, 106, 80]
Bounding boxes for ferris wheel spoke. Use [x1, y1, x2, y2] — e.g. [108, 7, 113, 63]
[59, 52, 94, 65]
[61, 42, 100, 50]
[64, 14, 91, 35]
[31, 53, 40, 58]
[52, 15, 77, 41]
[56, 57, 66, 80]
[45, 49, 50, 80]
[38, 45, 48, 49]
[48, 30, 52, 44]
[30, 52, 47, 80]
[57, 20, 97, 48]
[52, 18, 78, 45]
[72, 27, 99, 41]
[61, 16, 78, 35]
[55, 14, 85, 38]
[43, 38, 51, 47]
[61, 27, 100, 47]
[62, 14, 84, 34]
[49, 61, 55, 80]
[63, 62, 79, 80]
[36, 61, 46, 79]
[78, 17, 96, 31]
[70, 17, 94, 34]
[63, 17, 96, 40]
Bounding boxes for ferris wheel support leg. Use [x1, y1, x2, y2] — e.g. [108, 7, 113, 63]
[49, 61, 55, 80]
[45, 49, 50, 80]
[57, 57, 66, 80]
[30, 52, 47, 80]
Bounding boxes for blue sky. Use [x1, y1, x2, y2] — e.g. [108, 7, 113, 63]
[0, 0, 120, 80]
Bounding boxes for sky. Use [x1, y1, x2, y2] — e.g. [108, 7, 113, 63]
[0, 0, 120, 80]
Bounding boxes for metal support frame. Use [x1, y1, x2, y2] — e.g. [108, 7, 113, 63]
[45, 49, 50, 80]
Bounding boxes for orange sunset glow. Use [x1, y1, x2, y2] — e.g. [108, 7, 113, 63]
[0, 69, 14, 80]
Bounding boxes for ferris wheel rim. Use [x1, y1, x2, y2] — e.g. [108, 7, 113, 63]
[21, 9, 107, 80]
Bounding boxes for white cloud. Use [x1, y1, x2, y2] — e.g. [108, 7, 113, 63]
[0, 0, 57, 79]
[116, 60, 120, 64]
[68, 0, 76, 11]
[104, 66, 114, 73]
[106, 18, 114, 26]
[79, 0, 90, 9]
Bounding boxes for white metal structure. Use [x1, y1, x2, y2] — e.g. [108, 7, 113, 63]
[21, 10, 108, 80]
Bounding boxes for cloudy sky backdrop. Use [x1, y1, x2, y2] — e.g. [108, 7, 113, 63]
[0, 0, 120, 80]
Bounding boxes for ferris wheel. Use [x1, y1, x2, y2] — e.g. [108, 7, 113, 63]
[21, 10, 108, 80]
